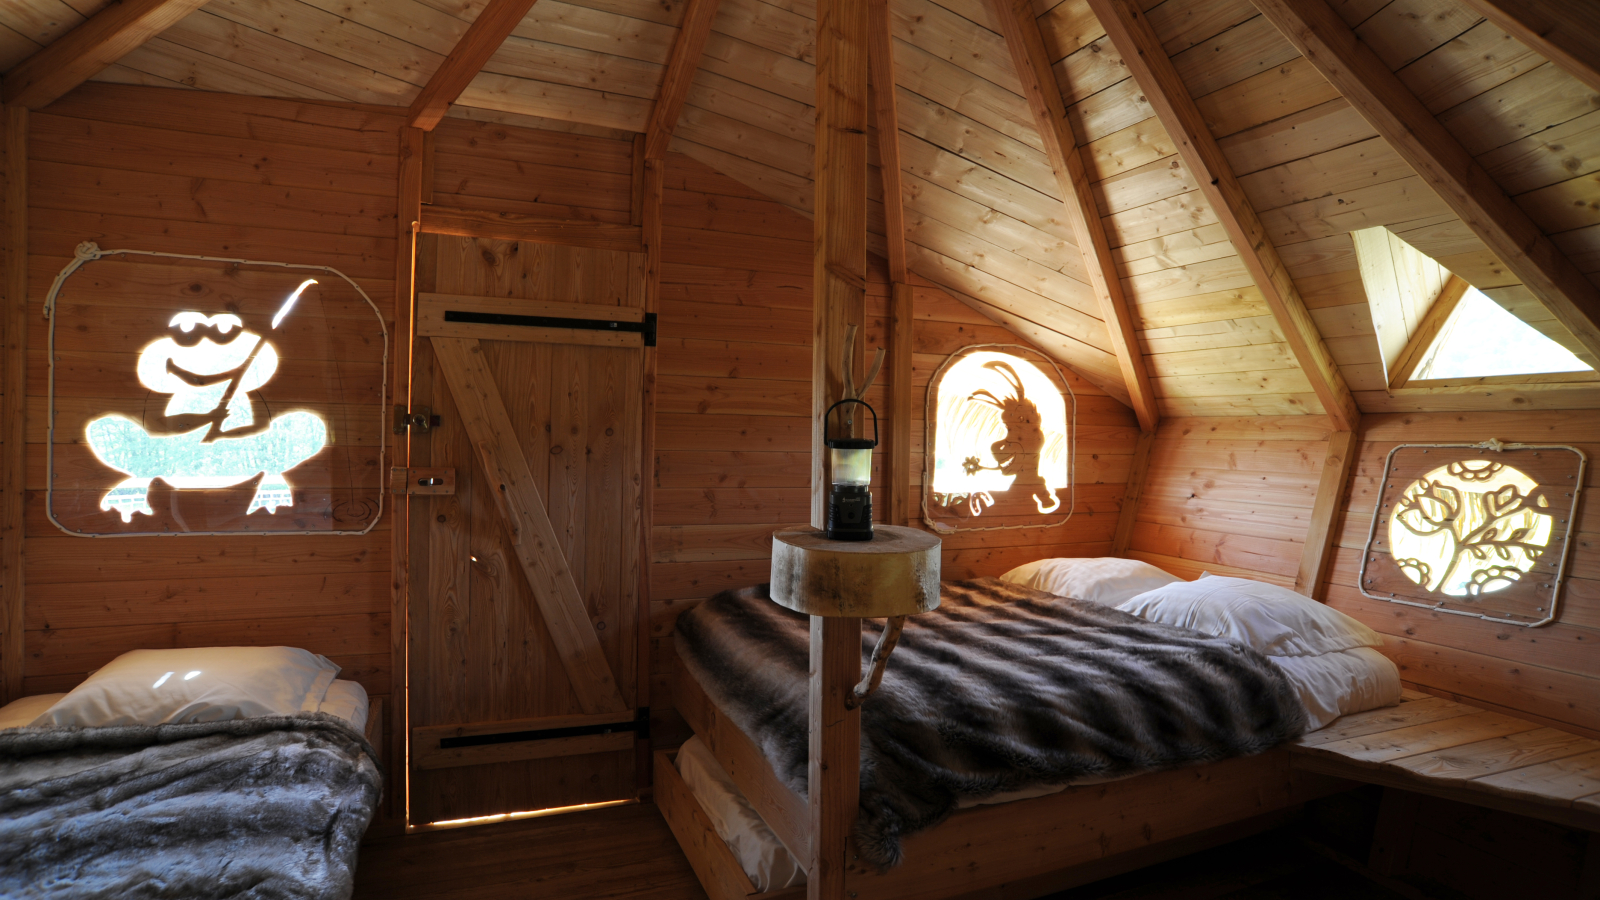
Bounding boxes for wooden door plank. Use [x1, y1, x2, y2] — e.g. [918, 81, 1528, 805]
[989, 0, 1158, 433]
[431, 335, 627, 715]
[408, 0, 541, 130]
[1295, 429, 1357, 598]
[1455, 0, 1600, 96]
[1090, 0, 1361, 431]
[413, 731, 635, 770]
[644, 0, 723, 160]
[2, 0, 212, 109]
[1251, 0, 1600, 365]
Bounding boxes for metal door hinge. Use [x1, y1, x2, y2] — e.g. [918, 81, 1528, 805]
[394, 405, 440, 434]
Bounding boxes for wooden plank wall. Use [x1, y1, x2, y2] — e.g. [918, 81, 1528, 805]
[646, 151, 1141, 711]
[1326, 413, 1600, 739]
[22, 85, 401, 704]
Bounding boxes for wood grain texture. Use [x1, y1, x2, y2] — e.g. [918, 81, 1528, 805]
[1388, 275, 1469, 389]
[1250, 0, 1600, 367]
[990, 0, 1157, 432]
[868, 0, 908, 284]
[0, 108, 23, 705]
[409, 0, 541, 131]
[1089, 0, 1360, 431]
[1455, 0, 1600, 96]
[809, 614, 861, 900]
[431, 336, 628, 715]
[2, 0, 212, 109]
[888, 282, 913, 525]
[420, 207, 647, 252]
[1112, 430, 1156, 556]
[1294, 428, 1357, 598]
[391, 124, 424, 820]
[645, 0, 722, 160]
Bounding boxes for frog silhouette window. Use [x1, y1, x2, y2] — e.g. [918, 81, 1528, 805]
[1361, 443, 1586, 627]
[923, 345, 1074, 532]
[46, 246, 387, 536]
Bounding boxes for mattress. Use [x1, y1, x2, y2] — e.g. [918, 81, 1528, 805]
[677, 645, 1400, 888]
[0, 678, 371, 733]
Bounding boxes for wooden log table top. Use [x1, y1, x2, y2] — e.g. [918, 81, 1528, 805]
[1291, 690, 1600, 832]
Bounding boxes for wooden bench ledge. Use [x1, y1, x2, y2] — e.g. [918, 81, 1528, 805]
[1290, 692, 1600, 833]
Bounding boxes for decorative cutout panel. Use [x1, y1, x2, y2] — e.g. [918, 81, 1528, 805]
[922, 344, 1074, 533]
[46, 245, 387, 536]
[1360, 443, 1586, 627]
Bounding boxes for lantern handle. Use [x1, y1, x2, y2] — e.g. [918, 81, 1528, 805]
[842, 324, 886, 401]
[825, 398, 878, 445]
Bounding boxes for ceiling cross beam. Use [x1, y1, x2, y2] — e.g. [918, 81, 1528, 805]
[1, 0, 212, 109]
[644, 0, 723, 159]
[1251, 0, 1600, 367]
[1455, 0, 1600, 95]
[408, 0, 541, 131]
[1088, 0, 1361, 431]
[867, 0, 908, 283]
[989, 0, 1158, 432]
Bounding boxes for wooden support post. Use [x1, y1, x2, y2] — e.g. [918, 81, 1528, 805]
[1367, 788, 1420, 877]
[1296, 429, 1358, 600]
[809, 614, 861, 900]
[1112, 430, 1155, 557]
[391, 125, 425, 821]
[887, 283, 913, 527]
[0, 107, 25, 706]
[867, 0, 907, 284]
[638, 153, 664, 789]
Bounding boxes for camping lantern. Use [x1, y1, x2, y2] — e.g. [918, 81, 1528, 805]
[824, 398, 878, 541]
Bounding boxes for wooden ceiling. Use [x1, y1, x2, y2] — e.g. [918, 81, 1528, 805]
[2, 0, 1598, 419]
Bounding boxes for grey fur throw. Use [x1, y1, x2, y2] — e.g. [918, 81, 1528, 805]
[675, 578, 1308, 869]
[0, 713, 382, 899]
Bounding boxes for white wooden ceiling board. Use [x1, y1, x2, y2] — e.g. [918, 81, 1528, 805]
[1170, 13, 1299, 99]
[1139, 314, 1285, 355]
[895, 88, 1060, 202]
[698, 30, 813, 104]
[671, 136, 816, 211]
[893, 39, 1039, 148]
[295, 0, 471, 56]
[106, 35, 351, 100]
[1442, 62, 1600, 157]
[1479, 109, 1600, 197]
[0, 0, 86, 46]
[893, 0, 1020, 96]
[1354, 0, 1481, 71]
[1145, 0, 1255, 56]
[1068, 77, 1155, 145]
[203, 0, 438, 86]
[1115, 227, 1235, 277]
[1398, 18, 1540, 114]
[902, 169, 1084, 277]
[458, 71, 651, 131]
[482, 35, 665, 99]
[902, 209, 1098, 313]
[1093, 155, 1199, 219]
[683, 69, 814, 144]
[674, 104, 813, 175]
[899, 133, 1070, 233]
[1125, 254, 1255, 305]
[1102, 189, 1219, 248]
[1035, 0, 1104, 62]
[1051, 34, 1125, 105]
[714, 0, 814, 61]
[511, 0, 681, 64]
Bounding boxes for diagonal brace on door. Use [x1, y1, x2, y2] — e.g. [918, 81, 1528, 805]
[431, 336, 628, 715]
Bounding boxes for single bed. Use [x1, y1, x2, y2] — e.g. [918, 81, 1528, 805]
[0, 647, 384, 900]
[658, 560, 1402, 900]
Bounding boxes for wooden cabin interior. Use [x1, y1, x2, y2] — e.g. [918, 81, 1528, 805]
[0, 0, 1598, 896]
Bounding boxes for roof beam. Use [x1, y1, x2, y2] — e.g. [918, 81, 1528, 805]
[1387, 275, 1469, 389]
[1251, 0, 1600, 369]
[990, 0, 1157, 432]
[408, 0, 540, 131]
[1088, 0, 1361, 431]
[1, 0, 211, 109]
[644, 0, 723, 159]
[868, 0, 908, 283]
[1455, 0, 1600, 96]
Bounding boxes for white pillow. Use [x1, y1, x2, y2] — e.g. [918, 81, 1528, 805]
[1000, 557, 1181, 607]
[33, 647, 340, 728]
[1115, 576, 1383, 658]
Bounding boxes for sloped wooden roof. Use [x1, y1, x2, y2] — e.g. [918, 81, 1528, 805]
[2, 0, 1597, 419]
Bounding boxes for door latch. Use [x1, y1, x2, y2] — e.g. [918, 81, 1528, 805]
[394, 405, 440, 435]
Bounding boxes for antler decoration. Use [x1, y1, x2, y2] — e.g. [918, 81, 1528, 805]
[839, 323, 898, 707]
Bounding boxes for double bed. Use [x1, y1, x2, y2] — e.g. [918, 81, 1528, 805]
[658, 558, 1402, 900]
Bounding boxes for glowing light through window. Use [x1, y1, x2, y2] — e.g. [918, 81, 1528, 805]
[1388, 460, 1554, 597]
[1415, 289, 1592, 380]
[930, 351, 1067, 516]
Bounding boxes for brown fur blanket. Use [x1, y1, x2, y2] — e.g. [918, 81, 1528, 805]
[675, 578, 1308, 869]
[0, 713, 381, 899]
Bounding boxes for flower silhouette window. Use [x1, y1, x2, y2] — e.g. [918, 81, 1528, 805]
[45, 244, 387, 536]
[922, 345, 1074, 532]
[1360, 443, 1586, 628]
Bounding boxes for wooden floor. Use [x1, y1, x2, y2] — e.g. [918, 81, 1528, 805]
[352, 803, 1410, 900]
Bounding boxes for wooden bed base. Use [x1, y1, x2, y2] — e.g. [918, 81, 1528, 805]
[665, 667, 1355, 900]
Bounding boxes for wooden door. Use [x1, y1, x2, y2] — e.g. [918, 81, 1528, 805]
[405, 234, 646, 825]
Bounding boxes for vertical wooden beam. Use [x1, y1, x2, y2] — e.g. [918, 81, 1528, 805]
[407, 0, 540, 131]
[637, 153, 664, 788]
[1089, 0, 1360, 432]
[1296, 429, 1358, 600]
[0, 107, 26, 706]
[391, 124, 425, 822]
[1112, 430, 1155, 557]
[887, 282, 913, 526]
[989, 0, 1158, 432]
[811, 0, 868, 892]
[1454, 0, 1600, 96]
[867, 0, 907, 284]
[644, 0, 723, 160]
[1250, 0, 1600, 367]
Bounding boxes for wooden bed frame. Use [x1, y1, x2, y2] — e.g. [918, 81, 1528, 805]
[659, 664, 1356, 900]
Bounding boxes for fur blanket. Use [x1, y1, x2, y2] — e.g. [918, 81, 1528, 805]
[675, 578, 1308, 869]
[0, 713, 382, 900]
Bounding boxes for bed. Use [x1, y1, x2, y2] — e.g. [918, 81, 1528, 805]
[0, 646, 383, 900]
[658, 558, 1402, 900]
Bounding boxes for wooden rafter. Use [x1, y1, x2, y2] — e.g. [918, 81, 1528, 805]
[1089, 0, 1361, 431]
[990, 0, 1158, 432]
[1387, 275, 1470, 389]
[1296, 429, 1358, 599]
[1250, 0, 1600, 373]
[1, 0, 211, 109]
[431, 336, 628, 716]
[644, 0, 723, 160]
[868, 0, 908, 283]
[1455, 0, 1600, 95]
[408, 0, 540, 131]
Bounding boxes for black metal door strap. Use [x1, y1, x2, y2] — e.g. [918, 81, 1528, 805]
[437, 707, 650, 750]
[445, 310, 657, 346]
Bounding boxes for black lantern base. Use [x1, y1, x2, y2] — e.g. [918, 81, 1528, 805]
[826, 484, 874, 541]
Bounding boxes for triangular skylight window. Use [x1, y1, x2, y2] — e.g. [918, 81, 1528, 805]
[1412, 288, 1592, 381]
